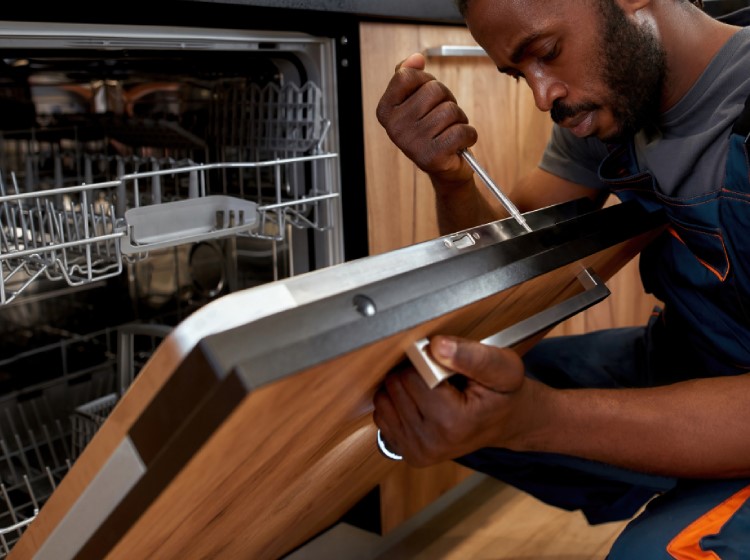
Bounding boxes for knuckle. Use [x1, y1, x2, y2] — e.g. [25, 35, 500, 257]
[419, 78, 446, 102]
[375, 100, 389, 127]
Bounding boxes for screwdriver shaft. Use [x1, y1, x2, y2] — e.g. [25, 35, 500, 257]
[460, 149, 532, 233]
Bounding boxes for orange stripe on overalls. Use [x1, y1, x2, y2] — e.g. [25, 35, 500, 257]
[666, 227, 730, 282]
[667, 484, 750, 559]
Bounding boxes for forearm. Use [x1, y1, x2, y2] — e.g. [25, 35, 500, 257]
[526, 373, 750, 478]
[433, 177, 500, 234]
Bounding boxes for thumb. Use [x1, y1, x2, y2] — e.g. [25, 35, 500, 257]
[429, 335, 525, 393]
[396, 52, 426, 72]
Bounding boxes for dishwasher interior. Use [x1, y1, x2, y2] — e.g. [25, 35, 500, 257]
[0, 21, 344, 554]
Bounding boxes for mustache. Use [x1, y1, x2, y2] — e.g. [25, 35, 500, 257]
[551, 100, 601, 124]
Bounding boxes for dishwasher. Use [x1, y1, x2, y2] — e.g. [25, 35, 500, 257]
[0, 20, 349, 554]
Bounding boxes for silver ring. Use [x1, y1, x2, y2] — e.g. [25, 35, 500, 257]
[377, 429, 403, 461]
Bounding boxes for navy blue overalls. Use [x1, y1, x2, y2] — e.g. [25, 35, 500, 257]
[456, 99, 750, 558]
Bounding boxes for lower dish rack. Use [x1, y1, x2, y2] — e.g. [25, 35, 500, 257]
[0, 323, 169, 556]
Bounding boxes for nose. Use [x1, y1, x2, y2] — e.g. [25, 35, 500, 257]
[527, 74, 566, 113]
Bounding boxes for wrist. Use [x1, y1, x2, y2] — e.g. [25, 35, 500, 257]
[513, 381, 567, 453]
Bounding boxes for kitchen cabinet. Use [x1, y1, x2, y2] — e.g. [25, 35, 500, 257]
[359, 20, 661, 533]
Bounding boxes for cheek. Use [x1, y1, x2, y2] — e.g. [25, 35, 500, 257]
[566, 65, 609, 105]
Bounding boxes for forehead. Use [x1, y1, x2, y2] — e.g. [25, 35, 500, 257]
[464, 0, 593, 62]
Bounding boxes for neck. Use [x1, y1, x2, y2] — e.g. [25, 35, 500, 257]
[655, 3, 740, 111]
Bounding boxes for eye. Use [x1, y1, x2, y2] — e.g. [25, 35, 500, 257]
[539, 44, 560, 63]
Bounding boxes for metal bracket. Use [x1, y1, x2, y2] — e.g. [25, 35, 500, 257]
[406, 267, 610, 388]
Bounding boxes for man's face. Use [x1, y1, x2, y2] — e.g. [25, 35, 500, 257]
[465, 0, 666, 142]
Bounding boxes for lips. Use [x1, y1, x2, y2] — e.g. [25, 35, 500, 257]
[562, 111, 595, 138]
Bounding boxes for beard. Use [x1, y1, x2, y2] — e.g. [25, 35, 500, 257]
[551, 0, 667, 143]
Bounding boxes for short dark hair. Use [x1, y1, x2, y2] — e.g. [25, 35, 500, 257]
[454, 0, 704, 18]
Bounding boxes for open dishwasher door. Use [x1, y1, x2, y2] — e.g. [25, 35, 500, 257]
[10, 198, 666, 560]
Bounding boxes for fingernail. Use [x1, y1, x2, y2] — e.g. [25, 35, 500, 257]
[433, 338, 457, 359]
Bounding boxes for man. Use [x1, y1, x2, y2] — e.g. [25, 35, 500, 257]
[372, 0, 750, 557]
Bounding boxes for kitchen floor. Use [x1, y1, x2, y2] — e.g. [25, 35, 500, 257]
[288, 474, 628, 560]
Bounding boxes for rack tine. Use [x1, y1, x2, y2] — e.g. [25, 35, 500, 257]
[30, 193, 45, 251]
[10, 174, 30, 256]
[24, 151, 34, 193]
[45, 466, 56, 491]
[84, 154, 93, 185]
[0, 440, 18, 485]
[0, 484, 21, 540]
[89, 202, 101, 258]
[0, 174, 18, 253]
[40, 425, 60, 470]
[55, 420, 70, 462]
[25, 430, 44, 474]
[22, 475, 39, 514]
[0, 209, 12, 255]
[0, 531, 9, 555]
[54, 144, 63, 190]
[12, 434, 32, 481]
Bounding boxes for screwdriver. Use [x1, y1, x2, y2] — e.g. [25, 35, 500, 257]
[460, 148, 533, 233]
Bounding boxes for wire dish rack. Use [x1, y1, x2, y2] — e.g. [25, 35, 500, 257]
[0, 323, 168, 556]
[0, 81, 340, 305]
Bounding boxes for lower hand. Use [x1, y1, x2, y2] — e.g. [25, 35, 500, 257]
[373, 335, 549, 466]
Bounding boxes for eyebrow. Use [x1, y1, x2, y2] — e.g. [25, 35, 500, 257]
[498, 33, 542, 73]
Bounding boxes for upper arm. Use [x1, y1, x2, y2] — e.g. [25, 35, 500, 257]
[510, 167, 608, 214]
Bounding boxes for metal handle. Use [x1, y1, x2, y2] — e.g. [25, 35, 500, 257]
[423, 45, 488, 58]
[406, 267, 610, 388]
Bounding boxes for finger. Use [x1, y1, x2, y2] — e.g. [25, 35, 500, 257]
[381, 93, 476, 172]
[404, 365, 466, 421]
[428, 335, 525, 393]
[423, 106, 478, 163]
[378, 65, 436, 112]
[395, 52, 426, 72]
[373, 365, 422, 425]
[373, 369, 428, 459]
[372, 387, 405, 455]
[408, 82, 461, 125]
[382, 368, 426, 428]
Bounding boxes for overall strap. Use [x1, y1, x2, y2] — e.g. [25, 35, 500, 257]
[731, 92, 750, 139]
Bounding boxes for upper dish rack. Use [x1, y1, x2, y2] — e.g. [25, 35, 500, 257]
[0, 81, 340, 305]
[0, 152, 340, 305]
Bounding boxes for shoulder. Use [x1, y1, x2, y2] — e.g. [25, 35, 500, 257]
[539, 125, 611, 189]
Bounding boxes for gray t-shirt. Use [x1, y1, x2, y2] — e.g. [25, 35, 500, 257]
[539, 26, 750, 199]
